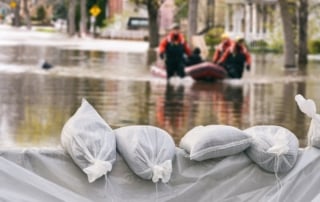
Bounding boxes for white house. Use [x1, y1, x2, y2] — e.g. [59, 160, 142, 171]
[224, 0, 278, 43]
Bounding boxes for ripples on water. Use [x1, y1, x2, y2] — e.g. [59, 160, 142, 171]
[0, 44, 320, 148]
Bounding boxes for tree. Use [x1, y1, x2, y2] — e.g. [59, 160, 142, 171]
[80, 0, 87, 37]
[22, 0, 31, 29]
[187, 0, 197, 47]
[13, 0, 21, 27]
[53, 1, 68, 20]
[298, 0, 308, 65]
[132, 0, 161, 48]
[36, 5, 46, 24]
[68, 0, 76, 36]
[278, 0, 296, 68]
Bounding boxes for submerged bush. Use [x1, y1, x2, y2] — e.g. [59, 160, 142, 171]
[204, 27, 224, 52]
[309, 40, 320, 54]
[249, 40, 282, 53]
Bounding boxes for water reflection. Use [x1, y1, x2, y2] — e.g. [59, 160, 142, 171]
[0, 45, 149, 79]
[156, 83, 187, 143]
[0, 45, 319, 148]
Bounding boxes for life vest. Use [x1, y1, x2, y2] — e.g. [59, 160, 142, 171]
[213, 39, 233, 63]
[159, 32, 191, 57]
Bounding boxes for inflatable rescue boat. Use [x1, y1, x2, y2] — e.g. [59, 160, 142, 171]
[151, 61, 227, 81]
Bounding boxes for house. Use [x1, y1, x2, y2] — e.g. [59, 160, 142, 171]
[108, 0, 123, 18]
[223, 0, 278, 43]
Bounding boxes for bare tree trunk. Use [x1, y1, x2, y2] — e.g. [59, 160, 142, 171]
[23, 0, 31, 30]
[68, 0, 76, 36]
[147, 1, 159, 48]
[13, 0, 21, 27]
[188, 0, 198, 47]
[278, 0, 296, 68]
[80, 0, 87, 37]
[207, 0, 215, 28]
[298, 0, 308, 65]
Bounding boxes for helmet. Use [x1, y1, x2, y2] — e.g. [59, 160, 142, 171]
[221, 33, 229, 40]
[170, 23, 180, 30]
[236, 35, 244, 43]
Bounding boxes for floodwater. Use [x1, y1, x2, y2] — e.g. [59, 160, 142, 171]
[1, 29, 320, 148]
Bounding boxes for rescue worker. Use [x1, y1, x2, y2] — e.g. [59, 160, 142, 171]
[212, 33, 233, 64]
[159, 23, 191, 79]
[217, 36, 251, 79]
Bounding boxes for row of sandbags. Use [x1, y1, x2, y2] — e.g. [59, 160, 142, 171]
[60, 94, 317, 184]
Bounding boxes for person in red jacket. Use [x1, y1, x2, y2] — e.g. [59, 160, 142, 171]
[159, 23, 191, 79]
[217, 36, 251, 78]
[212, 33, 233, 64]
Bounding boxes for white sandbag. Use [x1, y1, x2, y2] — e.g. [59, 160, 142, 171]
[61, 98, 116, 183]
[295, 94, 320, 148]
[114, 125, 175, 183]
[179, 125, 252, 161]
[244, 125, 299, 173]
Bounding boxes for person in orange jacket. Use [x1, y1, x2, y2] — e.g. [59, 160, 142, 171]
[212, 33, 233, 64]
[217, 36, 251, 78]
[159, 23, 191, 79]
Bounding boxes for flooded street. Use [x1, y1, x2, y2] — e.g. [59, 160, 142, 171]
[1, 27, 320, 148]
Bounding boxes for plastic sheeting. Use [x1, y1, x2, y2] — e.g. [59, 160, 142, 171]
[1, 147, 320, 202]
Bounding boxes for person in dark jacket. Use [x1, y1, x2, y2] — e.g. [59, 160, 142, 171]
[186, 47, 203, 66]
[159, 23, 191, 79]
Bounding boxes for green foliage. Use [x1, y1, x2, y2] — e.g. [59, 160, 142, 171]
[87, 0, 107, 28]
[35, 27, 56, 33]
[309, 40, 320, 54]
[268, 39, 283, 53]
[248, 40, 283, 53]
[267, 21, 284, 53]
[308, 10, 320, 43]
[53, 1, 68, 20]
[102, 17, 115, 29]
[249, 40, 268, 53]
[36, 5, 46, 22]
[95, 0, 107, 28]
[174, 0, 188, 20]
[175, 0, 185, 5]
[204, 27, 224, 51]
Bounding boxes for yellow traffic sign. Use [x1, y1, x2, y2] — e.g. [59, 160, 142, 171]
[10, 1, 17, 9]
[90, 5, 101, 17]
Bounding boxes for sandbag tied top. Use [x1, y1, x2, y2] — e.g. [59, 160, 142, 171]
[114, 125, 175, 183]
[244, 125, 299, 173]
[295, 94, 320, 148]
[295, 94, 317, 118]
[61, 98, 116, 183]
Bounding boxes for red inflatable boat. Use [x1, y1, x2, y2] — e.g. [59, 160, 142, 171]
[151, 62, 227, 81]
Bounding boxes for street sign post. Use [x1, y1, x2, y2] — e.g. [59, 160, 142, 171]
[89, 5, 101, 36]
[90, 5, 101, 17]
[10, 1, 17, 9]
